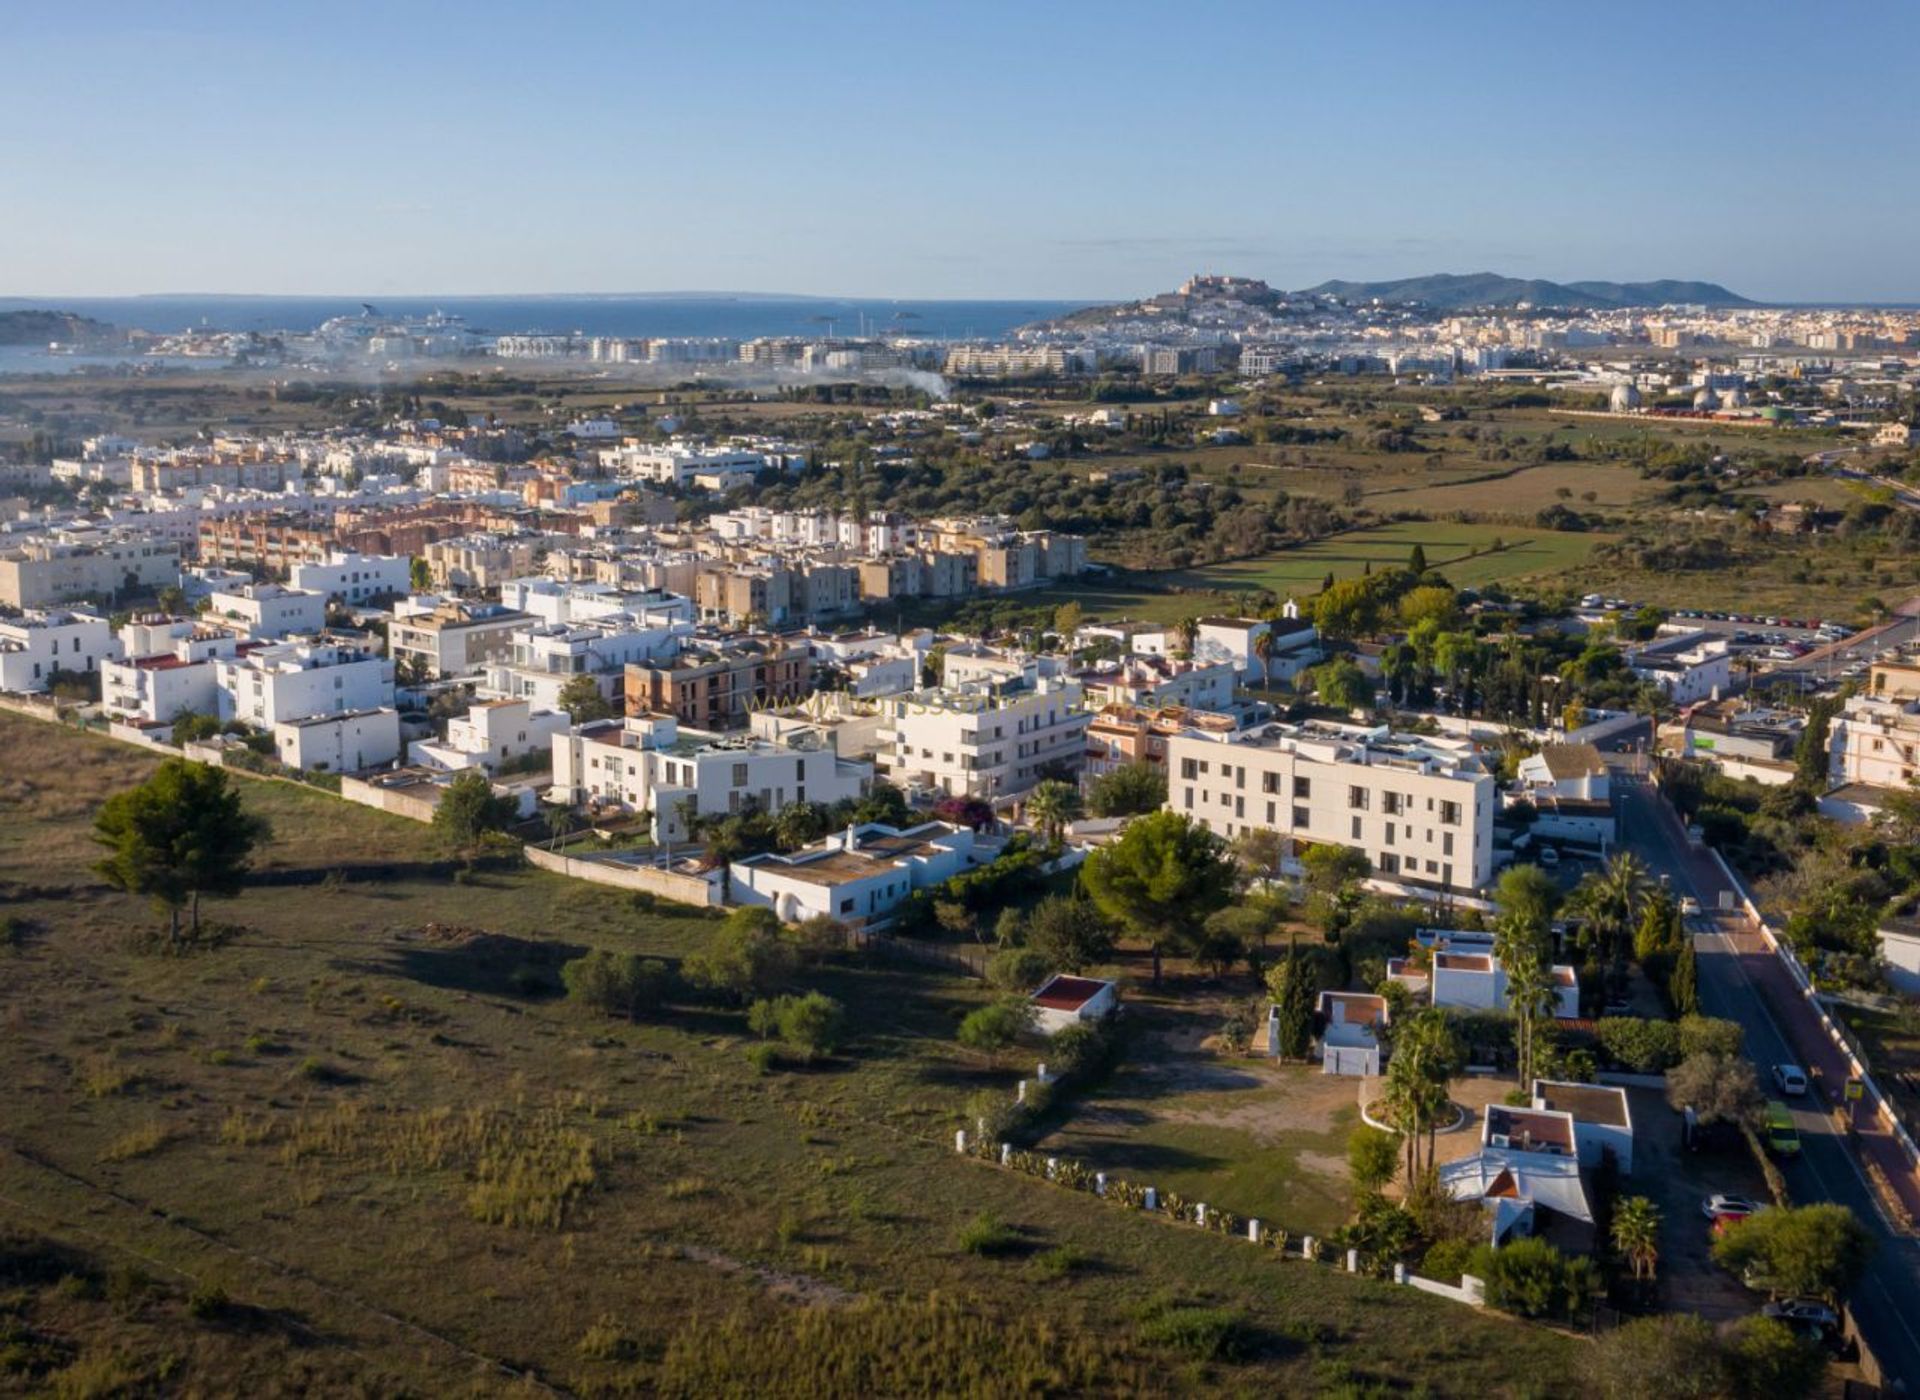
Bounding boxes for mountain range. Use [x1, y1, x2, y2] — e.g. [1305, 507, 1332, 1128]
[1300, 272, 1754, 310]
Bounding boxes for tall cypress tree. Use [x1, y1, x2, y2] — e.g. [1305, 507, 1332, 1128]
[1275, 936, 1315, 1060]
[1670, 935, 1699, 1016]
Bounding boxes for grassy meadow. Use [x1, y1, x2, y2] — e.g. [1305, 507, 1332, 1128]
[1031, 521, 1607, 624]
[0, 713, 1579, 1395]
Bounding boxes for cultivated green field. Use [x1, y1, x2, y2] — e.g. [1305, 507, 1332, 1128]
[0, 715, 1576, 1395]
[1038, 522, 1606, 623]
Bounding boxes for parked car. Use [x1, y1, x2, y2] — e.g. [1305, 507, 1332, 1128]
[1701, 1192, 1764, 1220]
[1680, 895, 1702, 917]
[1765, 1100, 1802, 1156]
[1763, 1299, 1840, 1333]
[1773, 1064, 1809, 1096]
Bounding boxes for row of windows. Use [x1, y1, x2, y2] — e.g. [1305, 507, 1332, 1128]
[1183, 790, 1457, 858]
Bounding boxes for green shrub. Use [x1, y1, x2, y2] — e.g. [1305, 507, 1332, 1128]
[1136, 1305, 1250, 1361]
[1421, 1237, 1477, 1283]
[987, 945, 1052, 993]
[684, 909, 798, 1004]
[1031, 1244, 1088, 1279]
[561, 950, 669, 1019]
[1676, 1014, 1743, 1059]
[1595, 1017, 1679, 1073]
[956, 1212, 1019, 1257]
[744, 1041, 782, 1075]
[186, 1282, 230, 1320]
[1470, 1237, 1593, 1320]
[745, 991, 847, 1060]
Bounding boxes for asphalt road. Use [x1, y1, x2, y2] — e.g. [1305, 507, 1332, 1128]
[1773, 612, 1920, 680]
[1616, 775, 1920, 1389]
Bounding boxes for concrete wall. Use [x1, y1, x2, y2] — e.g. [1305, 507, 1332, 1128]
[523, 843, 719, 906]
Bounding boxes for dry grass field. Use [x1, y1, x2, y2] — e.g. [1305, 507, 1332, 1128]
[0, 714, 1576, 1395]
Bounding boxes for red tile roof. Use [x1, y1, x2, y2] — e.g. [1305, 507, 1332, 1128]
[1031, 975, 1111, 1012]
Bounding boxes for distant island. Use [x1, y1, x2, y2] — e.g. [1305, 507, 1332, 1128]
[1299, 272, 1754, 311]
[0, 308, 118, 347]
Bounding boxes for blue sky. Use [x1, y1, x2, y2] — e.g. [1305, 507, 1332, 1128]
[3, 1, 1915, 301]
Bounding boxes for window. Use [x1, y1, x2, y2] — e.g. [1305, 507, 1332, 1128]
[1262, 772, 1280, 795]
[1181, 758, 1199, 780]
[1292, 805, 1309, 828]
[1234, 796, 1244, 818]
[1439, 800, 1461, 826]
[1380, 852, 1399, 874]
[1351, 816, 1363, 840]
[1383, 791, 1402, 815]
[1266, 801, 1276, 824]
[1443, 832, 1454, 857]
[1348, 785, 1369, 810]
[1184, 787, 1194, 810]
[840, 898, 855, 914]
[1383, 824, 1394, 846]
[1293, 775, 1311, 799]
[732, 762, 749, 787]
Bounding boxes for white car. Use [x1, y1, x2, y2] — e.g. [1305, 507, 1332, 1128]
[1679, 895, 1701, 917]
[1773, 1064, 1809, 1096]
[1702, 1192, 1763, 1220]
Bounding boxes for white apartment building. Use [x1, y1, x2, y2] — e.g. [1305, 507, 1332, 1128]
[729, 820, 983, 927]
[552, 714, 872, 842]
[1626, 630, 1731, 705]
[1164, 719, 1497, 892]
[101, 621, 247, 722]
[1077, 656, 1238, 713]
[205, 583, 328, 639]
[410, 698, 568, 773]
[497, 577, 694, 628]
[1193, 612, 1320, 682]
[482, 615, 692, 710]
[289, 550, 412, 606]
[273, 708, 402, 774]
[0, 609, 117, 693]
[215, 641, 394, 728]
[1829, 689, 1920, 791]
[598, 441, 771, 490]
[880, 673, 1090, 801]
[0, 535, 182, 608]
[389, 600, 529, 679]
[182, 565, 255, 600]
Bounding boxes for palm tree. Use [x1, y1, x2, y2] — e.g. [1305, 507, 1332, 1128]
[544, 805, 576, 852]
[1383, 1009, 1464, 1182]
[1497, 915, 1555, 1089]
[1025, 779, 1083, 847]
[1612, 1195, 1661, 1281]
[1173, 615, 1200, 660]
[1251, 628, 1276, 689]
[1570, 852, 1651, 975]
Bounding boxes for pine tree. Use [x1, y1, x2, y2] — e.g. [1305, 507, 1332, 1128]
[1670, 935, 1699, 1015]
[1408, 543, 1428, 574]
